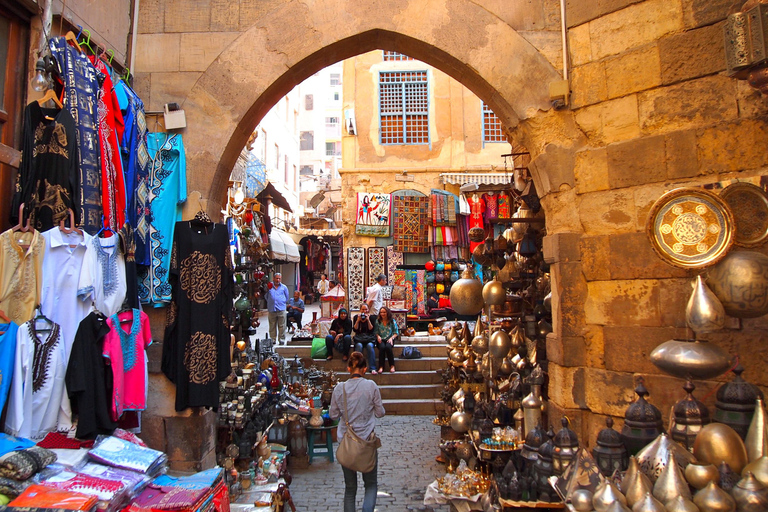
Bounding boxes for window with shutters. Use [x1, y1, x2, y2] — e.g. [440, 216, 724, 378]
[482, 102, 505, 143]
[305, 94, 313, 110]
[300, 131, 314, 150]
[379, 71, 429, 145]
[330, 73, 340, 86]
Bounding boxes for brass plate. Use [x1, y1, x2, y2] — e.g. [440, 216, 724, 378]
[647, 188, 734, 268]
[720, 182, 768, 247]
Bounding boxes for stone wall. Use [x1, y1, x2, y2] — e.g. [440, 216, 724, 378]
[130, 0, 768, 459]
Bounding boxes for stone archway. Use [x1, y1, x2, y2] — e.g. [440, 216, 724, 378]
[170, 0, 583, 211]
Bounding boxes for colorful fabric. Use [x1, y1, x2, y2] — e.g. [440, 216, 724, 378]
[366, 247, 385, 288]
[498, 190, 512, 218]
[0, 476, 31, 496]
[0, 446, 57, 480]
[482, 192, 499, 222]
[416, 270, 426, 315]
[0, 229, 45, 325]
[152, 468, 223, 490]
[355, 193, 391, 237]
[138, 133, 187, 306]
[405, 270, 416, 315]
[79, 462, 148, 495]
[10, 483, 99, 510]
[39, 470, 126, 501]
[0, 433, 34, 457]
[129, 483, 208, 510]
[48, 37, 103, 234]
[36, 433, 94, 451]
[392, 195, 430, 253]
[386, 246, 402, 285]
[345, 248, 365, 311]
[0, 323, 18, 417]
[87, 436, 165, 474]
[104, 310, 152, 420]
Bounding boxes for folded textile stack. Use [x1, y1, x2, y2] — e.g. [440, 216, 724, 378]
[0, 435, 58, 498]
[87, 436, 167, 475]
[10, 483, 99, 510]
[125, 467, 228, 512]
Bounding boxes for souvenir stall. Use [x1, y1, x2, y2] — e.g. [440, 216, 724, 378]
[426, 179, 768, 511]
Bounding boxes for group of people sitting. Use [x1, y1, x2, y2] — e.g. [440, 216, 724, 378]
[324, 273, 397, 375]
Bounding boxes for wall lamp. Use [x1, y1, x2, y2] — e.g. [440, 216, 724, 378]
[724, 1, 768, 94]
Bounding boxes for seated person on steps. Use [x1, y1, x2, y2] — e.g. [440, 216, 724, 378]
[373, 306, 398, 374]
[325, 307, 352, 361]
[286, 291, 305, 333]
[352, 304, 377, 371]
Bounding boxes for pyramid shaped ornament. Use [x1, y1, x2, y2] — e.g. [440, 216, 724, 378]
[652, 452, 692, 504]
[554, 448, 603, 503]
[746, 397, 768, 462]
[636, 433, 696, 484]
[686, 274, 726, 334]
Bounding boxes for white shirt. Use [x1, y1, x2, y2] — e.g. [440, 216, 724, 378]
[5, 321, 68, 440]
[317, 279, 329, 295]
[78, 234, 127, 317]
[366, 282, 384, 316]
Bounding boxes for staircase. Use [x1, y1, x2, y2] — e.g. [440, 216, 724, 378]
[276, 333, 448, 415]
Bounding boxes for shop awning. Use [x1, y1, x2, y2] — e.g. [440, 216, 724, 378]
[269, 229, 300, 263]
[294, 227, 343, 237]
[440, 172, 514, 186]
[257, 182, 293, 213]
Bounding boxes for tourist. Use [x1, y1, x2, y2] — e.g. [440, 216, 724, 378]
[317, 273, 330, 296]
[325, 307, 352, 361]
[265, 273, 290, 345]
[373, 306, 398, 374]
[365, 274, 386, 317]
[352, 304, 376, 371]
[286, 290, 305, 333]
[329, 351, 385, 512]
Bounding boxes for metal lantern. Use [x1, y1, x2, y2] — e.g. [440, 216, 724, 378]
[592, 417, 629, 477]
[521, 423, 546, 463]
[534, 426, 556, 487]
[288, 417, 307, 461]
[621, 382, 664, 456]
[552, 417, 579, 476]
[714, 364, 765, 439]
[671, 380, 711, 452]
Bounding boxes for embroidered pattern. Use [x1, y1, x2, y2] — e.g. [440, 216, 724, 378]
[367, 247, 386, 288]
[33, 122, 69, 158]
[184, 332, 217, 385]
[27, 321, 60, 393]
[346, 247, 365, 311]
[180, 251, 221, 304]
[393, 195, 430, 253]
[94, 237, 120, 297]
[112, 311, 140, 372]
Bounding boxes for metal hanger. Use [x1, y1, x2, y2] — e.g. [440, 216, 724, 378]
[33, 305, 53, 333]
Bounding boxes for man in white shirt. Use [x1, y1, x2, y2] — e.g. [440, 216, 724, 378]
[365, 274, 387, 317]
[316, 273, 330, 296]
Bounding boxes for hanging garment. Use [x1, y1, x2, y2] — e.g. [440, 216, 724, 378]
[482, 192, 498, 222]
[116, 80, 151, 266]
[89, 56, 126, 232]
[0, 322, 17, 416]
[119, 223, 139, 309]
[48, 37, 103, 234]
[498, 190, 512, 219]
[466, 194, 485, 253]
[18, 103, 79, 232]
[0, 229, 44, 324]
[5, 320, 67, 440]
[138, 133, 187, 306]
[104, 309, 151, 421]
[162, 222, 232, 411]
[65, 312, 116, 440]
[78, 234, 127, 317]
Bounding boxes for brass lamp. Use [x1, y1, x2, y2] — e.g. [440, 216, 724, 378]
[725, 0, 768, 94]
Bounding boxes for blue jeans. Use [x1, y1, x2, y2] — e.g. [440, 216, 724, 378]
[326, 334, 352, 358]
[354, 341, 376, 370]
[342, 455, 377, 512]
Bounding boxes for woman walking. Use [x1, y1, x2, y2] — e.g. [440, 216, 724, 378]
[330, 351, 385, 512]
[374, 306, 398, 373]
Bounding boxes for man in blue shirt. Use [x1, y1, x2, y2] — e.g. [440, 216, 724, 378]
[266, 273, 290, 345]
[286, 291, 305, 333]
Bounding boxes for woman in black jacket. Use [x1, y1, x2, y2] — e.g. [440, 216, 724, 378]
[324, 308, 353, 360]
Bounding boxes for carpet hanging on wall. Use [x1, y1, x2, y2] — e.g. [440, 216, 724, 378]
[346, 247, 366, 311]
[367, 247, 386, 288]
[386, 245, 403, 285]
[393, 195, 430, 253]
[355, 192, 391, 237]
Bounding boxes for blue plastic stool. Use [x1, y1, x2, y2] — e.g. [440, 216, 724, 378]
[306, 425, 334, 463]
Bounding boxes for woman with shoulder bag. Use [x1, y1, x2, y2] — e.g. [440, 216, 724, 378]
[373, 306, 399, 374]
[329, 351, 386, 512]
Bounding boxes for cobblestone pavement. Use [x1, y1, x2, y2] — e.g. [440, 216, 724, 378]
[290, 415, 449, 511]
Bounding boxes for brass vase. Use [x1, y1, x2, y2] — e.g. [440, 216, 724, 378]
[489, 329, 511, 358]
[665, 495, 700, 512]
[653, 452, 692, 504]
[693, 423, 749, 474]
[732, 471, 768, 512]
[693, 481, 736, 512]
[743, 456, 768, 486]
[745, 397, 768, 462]
[593, 479, 627, 512]
[449, 269, 484, 315]
[686, 274, 726, 333]
[685, 461, 720, 490]
[631, 492, 666, 512]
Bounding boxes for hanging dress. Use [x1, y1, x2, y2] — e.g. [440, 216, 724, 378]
[48, 37, 103, 234]
[0, 229, 44, 324]
[498, 190, 512, 219]
[162, 221, 232, 411]
[138, 133, 187, 306]
[78, 234, 127, 317]
[104, 309, 151, 421]
[0, 321, 18, 415]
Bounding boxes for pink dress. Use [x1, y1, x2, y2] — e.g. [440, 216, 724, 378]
[103, 309, 152, 421]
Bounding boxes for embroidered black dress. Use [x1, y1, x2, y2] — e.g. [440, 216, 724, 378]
[162, 220, 232, 411]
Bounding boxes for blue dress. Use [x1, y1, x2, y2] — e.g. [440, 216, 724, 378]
[138, 133, 187, 306]
[0, 322, 17, 416]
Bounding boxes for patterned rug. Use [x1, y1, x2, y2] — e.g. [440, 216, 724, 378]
[355, 192, 391, 237]
[393, 195, 430, 253]
[346, 247, 366, 311]
[416, 269, 426, 315]
[367, 247, 386, 288]
[386, 245, 403, 284]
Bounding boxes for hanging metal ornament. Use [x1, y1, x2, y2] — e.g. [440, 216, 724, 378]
[483, 278, 506, 307]
[745, 397, 768, 462]
[686, 274, 726, 334]
[489, 329, 512, 358]
[652, 451, 692, 504]
[450, 269, 484, 315]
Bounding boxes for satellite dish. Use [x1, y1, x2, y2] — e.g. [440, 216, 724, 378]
[324, 205, 340, 217]
[309, 190, 326, 208]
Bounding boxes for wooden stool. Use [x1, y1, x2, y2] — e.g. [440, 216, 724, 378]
[306, 425, 334, 464]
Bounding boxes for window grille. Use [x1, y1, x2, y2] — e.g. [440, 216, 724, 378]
[300, 131, 314, 151]
[330, 73, 341, 86]
[305, 94, 313, 110]
[383, 51, 414, 61]
[482, 102, 505, 143]
[379, 71, 429, 145]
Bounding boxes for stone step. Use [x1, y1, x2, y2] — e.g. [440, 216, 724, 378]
[336, 370, 442, 386]
[276, 343, 448, 359]
[377, 384, 441, 400]
[299, 356, 448, 371]
[382, 398, 443, 415]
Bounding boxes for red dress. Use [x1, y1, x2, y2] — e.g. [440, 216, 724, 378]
[467, 194, 485, 253]
[498, 191, 511, 219]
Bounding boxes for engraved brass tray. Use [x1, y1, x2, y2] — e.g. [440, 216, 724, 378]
[719, 182, 768, 248]
[647, 188, 734, 268]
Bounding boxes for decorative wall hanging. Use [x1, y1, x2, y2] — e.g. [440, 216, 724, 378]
[646, 188, 734, 269]
[393, 195, 430, 253]
[367, 247, 386, 288]
[386, 245, 403, 284]
[355, 192, 391, 237]
[346, 247, 365, 310]
[719, 182, 768, 248]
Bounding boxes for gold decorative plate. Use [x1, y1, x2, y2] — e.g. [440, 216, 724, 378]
[647, 187, 735, 268]
[719, 182, 768, 248]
